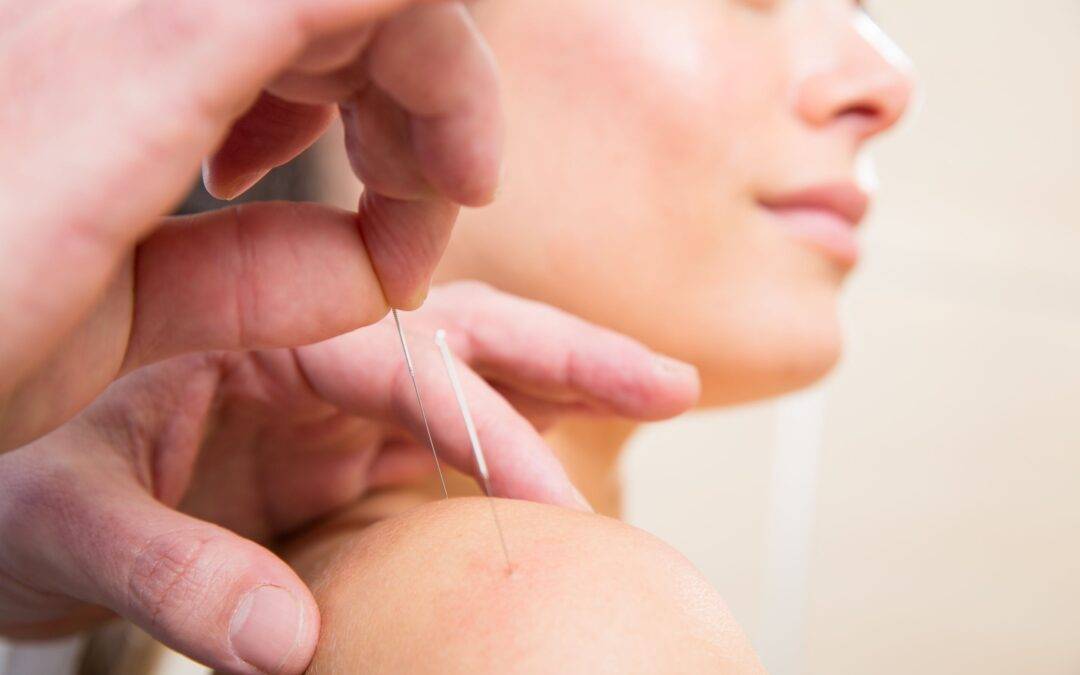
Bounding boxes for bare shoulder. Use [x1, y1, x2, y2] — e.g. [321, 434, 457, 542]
[289, 498, 765, 675]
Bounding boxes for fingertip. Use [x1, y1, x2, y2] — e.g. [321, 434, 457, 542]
[203, 95, 333, 202]
[379, 272, 430, 312]
[646, 354, 702, 417]
[202, 158, 269, 202]
[412, 112, 503, 208]
[571, 484, 595, 513]
[494, 474, 590, 515]
[397, 282, 431, 311]
[430, 167, 499, 209]
[229, 584, 320, 675]
[357, 193, 458, 311]
[653, 354, 701, 390]
[201, 158, 212, 195]
[441, 146, 501, 208]
[294, 587, 323, 675]
[539, 478, 594, 514]
[454, 171, 499, 208]
[488, 437, 589, 514]
[576, 340, 701, 421]
[218, 543, 321, 675]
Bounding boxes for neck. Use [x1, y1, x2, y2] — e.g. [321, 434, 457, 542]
[545, 417, 639, 517]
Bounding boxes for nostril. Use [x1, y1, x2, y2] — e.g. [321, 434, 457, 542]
[838, 79, 910, 137]
[834, 102, 887, 138]
[839, 103, 881, 120]
[794, 62, 914, 137]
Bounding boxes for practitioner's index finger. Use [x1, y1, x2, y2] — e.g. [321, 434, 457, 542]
[122, 203, 390, 373]
[296, 325, 588, 511]
[365, 2, 503, 207]
[427, 284, 703, 421]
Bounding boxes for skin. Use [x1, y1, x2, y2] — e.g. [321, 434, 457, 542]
[445, 0, 914, 404]
[0, 283, 699, 673]
[429, 0, 917, 511]
[287, 497, 767, 674]
[9, 0, 916, 670]
[0, 5, 516, 667]
[315, 0, 916, 509]
[271, 2, 915, 669]
[0, 0, 503, 451]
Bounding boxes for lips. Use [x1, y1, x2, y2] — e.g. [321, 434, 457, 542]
[759, 183, 871, 268]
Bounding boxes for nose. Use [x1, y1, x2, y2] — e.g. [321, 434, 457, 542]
[795, 13, 916, 142]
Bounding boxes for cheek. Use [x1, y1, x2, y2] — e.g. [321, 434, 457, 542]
[490, 1, 843, 403]
[552, 2, 791, 244]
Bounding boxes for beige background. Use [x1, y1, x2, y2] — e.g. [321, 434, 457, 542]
[624, 0, 1080, 673]
[4, 1, 1079, 674]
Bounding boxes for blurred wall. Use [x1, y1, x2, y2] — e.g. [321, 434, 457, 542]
[624, 1, 1080, 673]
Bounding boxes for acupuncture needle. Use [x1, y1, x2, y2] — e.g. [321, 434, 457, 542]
[434, 329, 514, 573]
[391, 309, 449, 499]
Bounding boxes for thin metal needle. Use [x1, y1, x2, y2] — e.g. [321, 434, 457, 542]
[435, 329, 513, 572]
[391, 309, 449, 499]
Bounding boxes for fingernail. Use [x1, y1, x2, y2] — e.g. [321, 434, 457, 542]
[230, 585, 303, 674]
[653, 354, 697, 379]
[403, 283, 430, 310]
[572, 485, 594, 513]
[212, 170, 267, 201]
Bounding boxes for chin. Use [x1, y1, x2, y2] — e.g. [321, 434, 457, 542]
[692, 297, 845, 408]
[698, 347, 841, 407]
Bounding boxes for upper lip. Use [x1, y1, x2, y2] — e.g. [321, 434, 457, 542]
[758, 183, 871, 227]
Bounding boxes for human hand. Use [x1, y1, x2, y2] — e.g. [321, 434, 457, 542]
[0, 0, 500, 450]
[0, 282, 699, 674]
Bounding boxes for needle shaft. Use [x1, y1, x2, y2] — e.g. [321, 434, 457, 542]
[391, 309, 449, 499]
[435, 329, 513, 572]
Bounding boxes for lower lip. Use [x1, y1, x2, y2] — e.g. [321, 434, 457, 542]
[765, 207, 860, 268]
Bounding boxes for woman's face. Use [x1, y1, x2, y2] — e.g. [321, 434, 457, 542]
[442, 0, 915, 405]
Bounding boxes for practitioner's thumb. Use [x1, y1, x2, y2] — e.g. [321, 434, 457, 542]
[58, 490, 317, 674]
